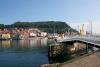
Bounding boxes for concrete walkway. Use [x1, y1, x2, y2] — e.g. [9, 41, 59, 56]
[60, 51, 100, 67]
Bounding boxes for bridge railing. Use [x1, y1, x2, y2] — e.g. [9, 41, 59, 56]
[57, 35, 100, 42]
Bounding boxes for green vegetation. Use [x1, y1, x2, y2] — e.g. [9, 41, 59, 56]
[0, 21, 77, 33]
[0, 24, 5, 28]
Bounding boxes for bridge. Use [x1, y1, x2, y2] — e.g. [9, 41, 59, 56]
[57, 35, 100, 48]
[48, 35, 100, 59]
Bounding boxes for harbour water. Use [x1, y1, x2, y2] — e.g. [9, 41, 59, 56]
[0, 37, 50, 67]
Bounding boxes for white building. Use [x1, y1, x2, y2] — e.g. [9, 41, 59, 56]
[40, 32, 47, 37]
[29, 33, 37, 37]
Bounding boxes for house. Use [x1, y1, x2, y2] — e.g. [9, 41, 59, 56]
[1, 33, 11, 40]
[40, 32, 47, 37]
[29, 32, 37, 37]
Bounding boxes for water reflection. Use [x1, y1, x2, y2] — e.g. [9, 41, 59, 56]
[0, 37, 48, 52]
[0, 37, 50, 67]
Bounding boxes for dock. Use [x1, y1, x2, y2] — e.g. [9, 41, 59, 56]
[60, 51, 100, 67]
[41, 51, 100, 67]
[42, 35, 100, 67]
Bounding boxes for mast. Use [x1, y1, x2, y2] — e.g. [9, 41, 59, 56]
[91, 22, 92, 35]
[53, 24, 55, 36]
[88, 20, 92, 35]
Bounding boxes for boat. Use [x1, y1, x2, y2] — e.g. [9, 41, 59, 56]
[12, 35, 24, 40]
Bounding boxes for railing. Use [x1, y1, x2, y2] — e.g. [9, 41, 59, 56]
[57, 35, 100, 43]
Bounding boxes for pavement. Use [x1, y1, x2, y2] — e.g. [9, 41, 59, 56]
[60, 51, 100, 67]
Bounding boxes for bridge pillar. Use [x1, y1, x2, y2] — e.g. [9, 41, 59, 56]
[85, 43, 88, 53]
[48, 42, 74, 63]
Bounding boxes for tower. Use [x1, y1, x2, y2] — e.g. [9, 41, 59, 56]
[80, 24, 86, 36]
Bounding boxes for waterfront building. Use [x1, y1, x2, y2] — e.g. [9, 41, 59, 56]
[40, 32, 47, 37]
[0, 27, 48, 39]
[29, 32, 37, 37]
[1, 33, 11, 40]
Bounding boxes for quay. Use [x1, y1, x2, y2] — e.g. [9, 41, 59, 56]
[41, 35, 100, 67]
[48, 35, 100, 58]
[60, 51, 100, 67]
[41, 51, 100, 67]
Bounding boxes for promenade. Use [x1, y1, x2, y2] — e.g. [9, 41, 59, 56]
[60, 51, 100, 67]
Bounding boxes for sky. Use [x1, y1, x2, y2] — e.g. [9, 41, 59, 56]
[0, 0, 100, 33]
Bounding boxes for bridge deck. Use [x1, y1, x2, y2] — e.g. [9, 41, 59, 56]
[57, 36, 100, 47]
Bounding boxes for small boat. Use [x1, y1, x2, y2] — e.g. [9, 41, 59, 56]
[12, 35, 24, 40]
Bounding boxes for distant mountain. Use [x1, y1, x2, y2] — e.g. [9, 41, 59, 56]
[0, 21, 78, 33]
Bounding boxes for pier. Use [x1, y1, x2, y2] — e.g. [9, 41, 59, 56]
[44, 35, 100, 67]
[48, 35, 100, 58]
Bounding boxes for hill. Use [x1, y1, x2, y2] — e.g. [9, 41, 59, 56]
[0, 21, 77, 33]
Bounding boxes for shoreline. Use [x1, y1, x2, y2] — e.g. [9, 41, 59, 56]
[41, 50, 100, 67]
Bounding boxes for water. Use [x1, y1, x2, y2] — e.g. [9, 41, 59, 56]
[0, 38, 99, 67]
[0, 37, 50, 67]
